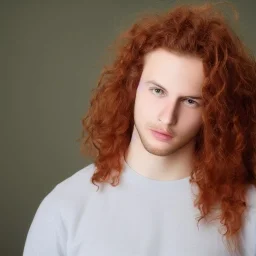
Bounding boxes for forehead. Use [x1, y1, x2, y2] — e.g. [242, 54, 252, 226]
[141, 48, 205, 92]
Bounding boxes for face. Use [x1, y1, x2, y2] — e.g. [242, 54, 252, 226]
[133, 48, 205, 156]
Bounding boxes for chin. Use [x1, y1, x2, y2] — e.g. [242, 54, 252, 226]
[143, 141, 177, 156]
[147, 148, 176, 156]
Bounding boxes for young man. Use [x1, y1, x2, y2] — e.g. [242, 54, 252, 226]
[23, 3, 256, 256]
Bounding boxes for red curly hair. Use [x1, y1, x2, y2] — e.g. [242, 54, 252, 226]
[80, 2, 256, 254]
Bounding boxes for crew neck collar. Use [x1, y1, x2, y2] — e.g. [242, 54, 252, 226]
[121, 159, 191, 191]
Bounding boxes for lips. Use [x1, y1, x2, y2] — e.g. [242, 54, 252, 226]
[151, 129, 173, 137]
[150, 129, 173, 142]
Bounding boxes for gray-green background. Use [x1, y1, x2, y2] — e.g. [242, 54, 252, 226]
[2, 0, 255, 255]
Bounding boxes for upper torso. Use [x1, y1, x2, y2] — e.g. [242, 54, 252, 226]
[23, 162, 256, 256]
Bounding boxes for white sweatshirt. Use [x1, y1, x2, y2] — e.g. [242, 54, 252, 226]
[23, 161, 256, 256]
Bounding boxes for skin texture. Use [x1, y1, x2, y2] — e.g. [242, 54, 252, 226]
[125, 48, 205, 181]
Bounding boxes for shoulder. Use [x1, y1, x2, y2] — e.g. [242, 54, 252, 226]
[246, 183, 256, 210]
[54, 163, 97, 193]
[45, 163, 98, 208]
[33, 162, 99, 222]
[24, 163, 98, 255]
[29, 163, 99, 231]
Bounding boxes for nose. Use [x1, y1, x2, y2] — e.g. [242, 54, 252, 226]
[158, 100, 178, 125]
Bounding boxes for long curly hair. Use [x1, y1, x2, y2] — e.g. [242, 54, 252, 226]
[80, 2, 256, 254]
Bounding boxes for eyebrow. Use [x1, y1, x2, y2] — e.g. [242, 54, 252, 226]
[146, 80, 203, 100]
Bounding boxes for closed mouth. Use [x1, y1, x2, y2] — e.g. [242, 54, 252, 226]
[151, 129, 173, 137]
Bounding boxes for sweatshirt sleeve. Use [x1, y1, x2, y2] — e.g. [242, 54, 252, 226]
[23, 187, 67, 256]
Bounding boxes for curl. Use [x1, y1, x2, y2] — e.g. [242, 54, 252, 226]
[79, 2, 256, 253]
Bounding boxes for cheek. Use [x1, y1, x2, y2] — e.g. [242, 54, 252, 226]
[134, 91, 153, 116]
[134, 102, 149, 124]
[181, 112, 202, 133]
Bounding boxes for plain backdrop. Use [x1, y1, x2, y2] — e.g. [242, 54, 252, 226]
[1, 0, 256, 255]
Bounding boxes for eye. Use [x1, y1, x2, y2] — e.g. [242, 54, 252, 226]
[150, 88, 165, 96]
[183, 98, 198, 107]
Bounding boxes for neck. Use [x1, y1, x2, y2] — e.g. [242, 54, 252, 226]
[124, 132, 195, 181]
